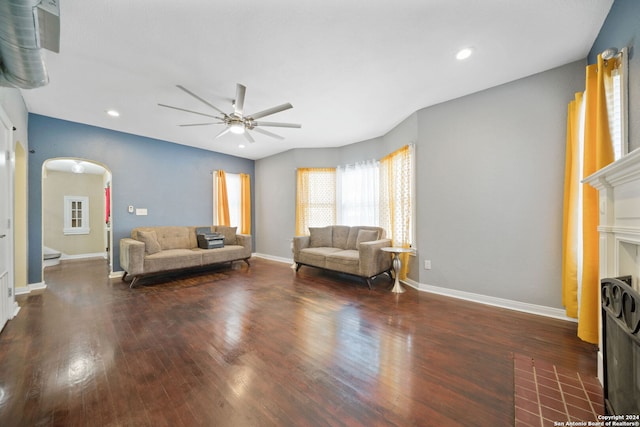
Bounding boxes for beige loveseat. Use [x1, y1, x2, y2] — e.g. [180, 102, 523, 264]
[120, 225, 251, 287]
[293, 225, 393, 289]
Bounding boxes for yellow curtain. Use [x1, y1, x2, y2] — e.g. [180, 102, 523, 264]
[295, 168, 336, 236]
[216, 170, 230, 226]
[240, 173, 251, 234]
[561, 92, 582, 318]
[380, 145, 413, 279]
[578, 55, 615, 344]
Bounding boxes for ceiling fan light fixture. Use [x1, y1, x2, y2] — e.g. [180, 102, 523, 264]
[229, 121, 245, 134]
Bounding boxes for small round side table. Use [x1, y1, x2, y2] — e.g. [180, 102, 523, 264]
[380, 247, 414, 293]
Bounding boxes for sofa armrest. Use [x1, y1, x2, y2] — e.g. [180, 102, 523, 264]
[292, 236, 310, 259]
[119, 238, 145, 275]
[236, 234, 252, 258]
[358, 238, 392, 277]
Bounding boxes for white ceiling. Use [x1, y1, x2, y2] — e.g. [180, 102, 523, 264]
[20, 0, 613, 160]
[45, 159, 108, 175]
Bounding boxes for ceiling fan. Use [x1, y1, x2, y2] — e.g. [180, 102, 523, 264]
[159, 84, 301, 143]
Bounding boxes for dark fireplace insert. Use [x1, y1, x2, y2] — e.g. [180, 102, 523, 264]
[600, 276, 640, 415]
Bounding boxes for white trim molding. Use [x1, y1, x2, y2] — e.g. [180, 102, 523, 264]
[256, 253, 576, 321]
[253, 253, 292, 264]
[15, 282, 47, 295]
[403, 278, 576, 322]
[109, 271, 124, 279]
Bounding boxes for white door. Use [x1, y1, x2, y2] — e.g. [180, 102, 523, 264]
[0, 107, 14, 332]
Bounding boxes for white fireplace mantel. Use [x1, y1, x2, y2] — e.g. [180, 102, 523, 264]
[583, 147, 640, 384]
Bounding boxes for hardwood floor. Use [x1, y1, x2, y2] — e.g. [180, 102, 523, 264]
[0, 258, 596, 426]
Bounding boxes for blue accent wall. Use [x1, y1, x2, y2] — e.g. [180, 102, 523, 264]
[588, 0, 640, 63]
[588, 0, 640, 152]
[28, 114, 255, 283]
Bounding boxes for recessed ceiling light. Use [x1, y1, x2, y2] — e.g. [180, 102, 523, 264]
[456, 47, 473, 60]
[238, 144, 246, 149]
[106, 109, 120, 117]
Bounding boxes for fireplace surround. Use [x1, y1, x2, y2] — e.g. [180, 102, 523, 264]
[584, 148, 640, 413]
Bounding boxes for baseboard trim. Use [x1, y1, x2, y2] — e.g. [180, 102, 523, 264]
[253, 256, 572, 321]
[12, 301, 20, 318]
[61, 252, 108, 261]
[109, 271, 124, 279]
[403, 278, 576, 322]
[253, 253, 293, 265]
[15, 281, 48, 296]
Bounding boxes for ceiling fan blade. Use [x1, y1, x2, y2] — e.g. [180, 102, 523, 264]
[247, 103, 293, 120]
[178, 122, 224, 127]
[176, 85, 228, 116]
[158, 103, 221, 119]
[234, 84, 246, 116]
[215, 127, 232, 139]
[244, 131, 255, 143]
[253, 121, 302, 128]
[252, 127, 284, 140]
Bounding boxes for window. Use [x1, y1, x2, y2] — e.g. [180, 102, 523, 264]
[380, 145, 414, 248]
[64, 196, 90, 235]
[604, 47, 628, 160]
[212, 171, 251, 234]
[225, 173, 242, 227]
[337, 160, 379, 226]
[295, 145, 415, 248]
[295, 168, 336, 236]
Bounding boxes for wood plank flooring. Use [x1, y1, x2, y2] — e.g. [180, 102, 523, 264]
[0, 258, 597, 426]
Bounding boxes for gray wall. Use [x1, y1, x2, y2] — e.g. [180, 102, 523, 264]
[256, 60, 584, 309]
[417, 60, 585, 307]
[255, 114, 418, 260]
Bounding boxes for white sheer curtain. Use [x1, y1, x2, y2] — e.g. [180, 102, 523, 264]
[336, 160, 379, 226]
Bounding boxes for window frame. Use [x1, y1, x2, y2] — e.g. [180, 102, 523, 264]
[63, 195, 90, 235]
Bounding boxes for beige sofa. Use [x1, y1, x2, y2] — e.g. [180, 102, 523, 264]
[120, 225, 251, 287]
[293, 225, 393, 289]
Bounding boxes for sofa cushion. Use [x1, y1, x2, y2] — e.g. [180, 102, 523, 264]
[153, 227, 193, 250]
[137, 230, 161, 255]
[143, 249, 202, 274]
[325, 250, 360, 276]
[297, 247, 341, 267]
[346, 226, 383, 249]
[200, 245, 247, 264]
[356, 229, 379, 248]
[332, 226, 350, 249]
[309, 226, 332, 248]
[215, 226, 237, 245]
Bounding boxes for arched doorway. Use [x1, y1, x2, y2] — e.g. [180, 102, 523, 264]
[42, 158, 113, 273]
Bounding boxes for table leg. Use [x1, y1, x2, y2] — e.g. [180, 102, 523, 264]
[390, 252, 405, 293]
